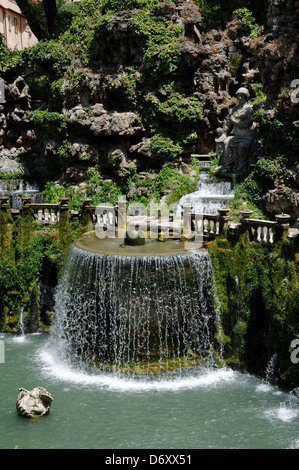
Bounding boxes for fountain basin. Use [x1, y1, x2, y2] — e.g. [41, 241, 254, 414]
[74, 232, 205, 256]
[54, 235, 217, 371]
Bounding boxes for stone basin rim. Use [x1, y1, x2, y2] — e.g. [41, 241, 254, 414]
[74, 232, 207, 257]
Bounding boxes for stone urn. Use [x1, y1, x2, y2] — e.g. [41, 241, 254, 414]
[16, 387, 53, 418]
[81, 198, 92, 206]
[218, 208, 230, 217]
[240, 209, 253, 219]
[275, 213, 291, 224]
[21, 197, 32, 206]
[59, 197, 69, 206]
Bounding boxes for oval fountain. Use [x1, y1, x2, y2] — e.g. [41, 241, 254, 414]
[51, 232, 222, 375]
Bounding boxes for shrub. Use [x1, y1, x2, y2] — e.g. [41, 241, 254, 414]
[150, 134, 183, 161]
[232, 8, 260, 38]
[0, 34, 22, 71]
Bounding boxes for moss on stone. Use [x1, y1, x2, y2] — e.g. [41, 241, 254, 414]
[207, 232, 299, 389]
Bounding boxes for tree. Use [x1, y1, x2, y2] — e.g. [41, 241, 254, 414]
[15, 0, 58, 40]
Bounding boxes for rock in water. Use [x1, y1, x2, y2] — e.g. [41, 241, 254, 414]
[16, 387, 53, 418]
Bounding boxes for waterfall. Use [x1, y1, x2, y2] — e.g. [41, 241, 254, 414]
[52, 243, 220, 372]
[17, 307, 24, 336]
[265, 353, 278, 383]
[0, 179, 43, 209]
[178, 171, 234, 214]
[13, 306, 27, 343]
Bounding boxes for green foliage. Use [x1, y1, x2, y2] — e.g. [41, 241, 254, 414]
[151, 162, 196, 203]
[150, 134, 183, 161]
[43, 181, 66, 204]
[43, 181, 83, 210]
[27, 0, 49, 37]
[0, 34, 22, 71]
[131, 9, 183, 49]
[142, 40, 183, 75]
[231, 106, 298, 211]
[57, 140, 71, 161]
[100, 0, 157, 13]
[250, 83, 267, 108]
[0, 171, 24, 180]
[235, 156, 292, 207]
[26, 74, 64, 110]
[233, 8, 260, 38]
[254, 109, 298, 166]
[120, 67, 139, 107]
[195, 0, 267, 31]
[51, 0, 82, 38]
[208, 233, 299, 387]
[146, 92, 203, 124]
[22, 38, 73, 71]
[29, 109, 69, 142]
[0, 234, 60, 303]
[19, 0, 200, 162]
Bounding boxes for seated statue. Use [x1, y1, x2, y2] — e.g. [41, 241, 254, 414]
[215, 87, 259, 173]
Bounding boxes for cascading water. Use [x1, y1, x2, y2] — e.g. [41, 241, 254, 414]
[0, 178, 43, 209]
[178, 171, 235, 214]
[265, 353, 278, 384]
[52, 236, 220, 372]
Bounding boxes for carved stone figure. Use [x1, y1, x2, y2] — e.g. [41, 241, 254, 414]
[16, 387, 53, 418]
[216, 87, 259, 173]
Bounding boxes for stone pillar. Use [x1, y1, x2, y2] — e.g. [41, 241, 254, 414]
[80, 198, 94, 233]
[59, 197, 70, 249]
[239, 209, 253, 241]
[182, 203, 193, 240]
[218, 208, 230, 238]
[19, 197, 33, 252]
[115, 199, 127, 239]
[274, 214, 291, 241]
[0, 196, 13, 260]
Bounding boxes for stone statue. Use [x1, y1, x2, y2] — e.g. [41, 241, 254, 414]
[215, 87, 259, 173]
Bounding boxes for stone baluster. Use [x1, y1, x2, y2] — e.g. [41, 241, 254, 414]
[206, 217, 211, 236]
[259, 224, 265, 243]
[266, 227, 271, 244]
[254, 224, 260, 242]
[80, 198, 94, 233]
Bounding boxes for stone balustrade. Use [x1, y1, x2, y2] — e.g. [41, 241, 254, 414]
[0, 196, 297, 248]
[191, 213, 220, 239]
[246, 219, 276, 244]
[31, 203, 60, 225]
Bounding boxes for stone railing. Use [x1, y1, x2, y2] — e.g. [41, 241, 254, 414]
[227, 210, 295, 245]
[245, 218, 276, 244]
[0, 196, 297, 248]
[31, 203, 60, 225]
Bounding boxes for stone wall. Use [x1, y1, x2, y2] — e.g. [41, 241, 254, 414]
[0, 73, 36, 175]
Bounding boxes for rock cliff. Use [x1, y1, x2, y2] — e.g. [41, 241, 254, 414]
[0, 0, 298, 215]
[250, 0, 299, 217]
